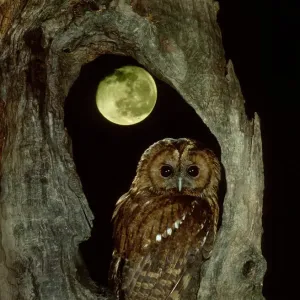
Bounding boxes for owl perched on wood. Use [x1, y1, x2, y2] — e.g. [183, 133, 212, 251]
[108, 138, 221, 300]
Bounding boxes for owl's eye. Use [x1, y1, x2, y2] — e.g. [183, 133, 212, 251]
[187, 165, 199, 177]
[160, 165, 173, 177]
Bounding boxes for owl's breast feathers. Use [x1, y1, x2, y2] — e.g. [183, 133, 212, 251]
[109, 192, 218, 300]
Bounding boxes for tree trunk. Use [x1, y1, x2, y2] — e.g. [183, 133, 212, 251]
[0, 0, 266, 299]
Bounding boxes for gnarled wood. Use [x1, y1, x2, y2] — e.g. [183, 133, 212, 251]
[0, 0, 266, 299]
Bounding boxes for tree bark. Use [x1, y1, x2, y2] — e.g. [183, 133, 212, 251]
[0, 0, 266, 299]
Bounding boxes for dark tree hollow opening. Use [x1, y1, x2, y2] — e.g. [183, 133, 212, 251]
[64, 54, 226, 287]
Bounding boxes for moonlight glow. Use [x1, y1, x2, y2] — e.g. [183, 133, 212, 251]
[96, 66, 157, 125]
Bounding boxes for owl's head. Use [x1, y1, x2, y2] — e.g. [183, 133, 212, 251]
[131, 138, 221, 197]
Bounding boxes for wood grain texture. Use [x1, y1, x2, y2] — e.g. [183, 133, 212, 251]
[0, 0, 266, 299]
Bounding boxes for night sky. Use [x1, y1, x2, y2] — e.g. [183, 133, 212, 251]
[64, 1, 292, 299]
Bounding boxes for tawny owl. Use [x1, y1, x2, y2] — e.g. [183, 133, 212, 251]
[108, 138, 221, 300]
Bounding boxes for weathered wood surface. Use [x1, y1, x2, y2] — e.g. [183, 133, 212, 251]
[0, 0, 266, 299]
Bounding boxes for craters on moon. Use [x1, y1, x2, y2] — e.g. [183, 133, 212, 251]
[96, 65, 157, 126]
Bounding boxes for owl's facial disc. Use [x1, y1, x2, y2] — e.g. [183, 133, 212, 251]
[143, 145, 213, 195]
[158, 163, 202, 193]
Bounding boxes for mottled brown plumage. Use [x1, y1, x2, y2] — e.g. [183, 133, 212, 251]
[108, 138, 221, 300]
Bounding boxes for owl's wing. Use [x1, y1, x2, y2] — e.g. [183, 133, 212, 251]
[108, 192, 132, 298]
[120, 224, 215, 300]
[121, 245, 187, 299]
[110, 193, 217, 300]
[165, 228, 217, 300]
[165, 203, 218, 300]
[108, 249, 124, 299]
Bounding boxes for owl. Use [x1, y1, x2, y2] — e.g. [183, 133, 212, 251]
[108, 138, 221, 300]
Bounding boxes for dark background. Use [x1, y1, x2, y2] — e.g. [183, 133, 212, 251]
[218, 1, 297, 299]
[65, 1, 294, 299]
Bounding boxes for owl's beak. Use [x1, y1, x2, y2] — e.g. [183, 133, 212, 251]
[178, 177, 183, 192]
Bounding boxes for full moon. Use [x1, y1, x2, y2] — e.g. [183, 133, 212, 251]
[96, 65, 157, 125]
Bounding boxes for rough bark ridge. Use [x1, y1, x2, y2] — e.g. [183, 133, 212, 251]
[0, 0, 266, 299]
